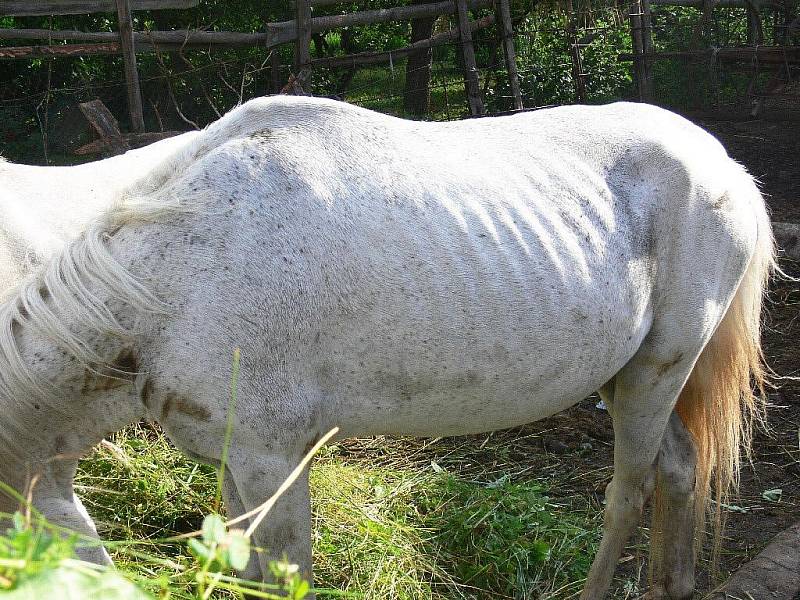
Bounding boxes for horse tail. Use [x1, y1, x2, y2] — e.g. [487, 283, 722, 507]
[673, 173, 775, 563]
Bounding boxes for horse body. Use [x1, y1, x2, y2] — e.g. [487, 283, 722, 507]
[0, 97, 773, 599]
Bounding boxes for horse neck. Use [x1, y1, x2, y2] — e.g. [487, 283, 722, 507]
[0, 319, 143, 512]
[0, 132, 197, 262]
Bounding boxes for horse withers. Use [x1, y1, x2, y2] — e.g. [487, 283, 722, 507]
[0, 96, 773, 599]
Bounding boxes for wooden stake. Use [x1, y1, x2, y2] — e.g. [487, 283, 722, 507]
[79, 99, 127, 155]
[629, 0, 651, 102]
[270, 49, 282, 94]
[115, 0, 145, 132]
[564, 0, 586, 103]
[495, 0, 523, 110]
[641, 0, 654, 100]
[295, 0, 312, 76]
[455, 0, 485, 115]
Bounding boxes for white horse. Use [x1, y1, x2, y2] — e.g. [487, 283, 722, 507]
[0, 96, 773, 599]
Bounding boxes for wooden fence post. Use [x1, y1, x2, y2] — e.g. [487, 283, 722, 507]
[495, 0, 523, 110]
[114, 0, 145, 132]
[455, 0, 485, 115]
[629, 0, 653, 102]
[641, 0, 654, 98]
[565, 0, 587, 103]
[295, 0, 312, 88]
[270, 49, 282, 93]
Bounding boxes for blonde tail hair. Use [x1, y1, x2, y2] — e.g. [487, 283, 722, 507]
[672, 182, 775, 569]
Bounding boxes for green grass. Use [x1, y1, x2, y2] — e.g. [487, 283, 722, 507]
[342, 64, 471, 121]
[69, 426, 606, 599]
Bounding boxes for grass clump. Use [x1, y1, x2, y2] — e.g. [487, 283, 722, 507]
[69, 426, 604, 599]
[311, 448, 600, 599]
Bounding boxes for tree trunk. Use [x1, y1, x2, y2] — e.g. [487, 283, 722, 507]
[404, 0, 437, 116]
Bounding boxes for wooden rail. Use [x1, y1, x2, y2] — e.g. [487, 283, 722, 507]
[648, 0, 785, 7]
[619, 46, 800, 64]
[267, 0, 493, 46]
[0, 28, 268, 48]
[0, 0, 196, 16]
[1, 0, 524, 122]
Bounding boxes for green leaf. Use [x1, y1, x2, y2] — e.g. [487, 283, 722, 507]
[5, 561, 153, 600]
[187, 538, 213, 563]
[292, 579, 310, 600]
[201, 514, 226, 544]
[224, 531, 251, 571]
[761, 488, 782, 502]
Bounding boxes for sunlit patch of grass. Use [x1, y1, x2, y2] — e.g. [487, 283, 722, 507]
[311, 452, 600, 599]
[344, 64, 469, 121]
[77, 424, 217, 547]
[75, 425, 220, 597]
[75, 424, 607, 598]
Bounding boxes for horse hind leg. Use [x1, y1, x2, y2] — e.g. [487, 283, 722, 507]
[580, 344, 700, 600]
[648, 412, 697, 600]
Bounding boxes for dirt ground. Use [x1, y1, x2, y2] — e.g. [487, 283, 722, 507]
[692, 117, 800, 592]
[527, 115, 800, 596]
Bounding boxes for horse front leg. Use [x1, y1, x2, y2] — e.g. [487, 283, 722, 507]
[221, 469, 262, 581]
[37, 459, 113, 566]
[227, 453, 314, 597]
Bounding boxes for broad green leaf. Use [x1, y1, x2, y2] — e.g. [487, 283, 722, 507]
[187, 538, 213, 563]
[5, 561, 153, 600]
[292, 579, 310, 600]
[201, 514, 226, 544]
[224, 531, 251, 571]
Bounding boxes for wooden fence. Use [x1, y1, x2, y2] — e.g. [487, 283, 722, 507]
[0, 0, 525, 134]
[623, 0, 799, 109]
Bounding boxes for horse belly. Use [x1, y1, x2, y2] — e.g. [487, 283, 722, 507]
[312, 264, 651, 438]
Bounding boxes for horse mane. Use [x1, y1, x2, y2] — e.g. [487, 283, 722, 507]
[0, 205, 172, 405]
[0, 112, 235, 404]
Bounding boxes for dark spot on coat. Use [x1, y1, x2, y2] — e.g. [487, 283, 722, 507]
[174, 398, 212, 421]
[247, 129, 272, 142]
[160, 393, 211, 421]
[141, 378, 153, 410]
[161, 393, 174, 420]
[81, 354, 137, 394]
[82, 373, 123, 394]
[111, 348, 139, 375]
[712, 192, 731, 210]
[657, 352, 684, 376]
